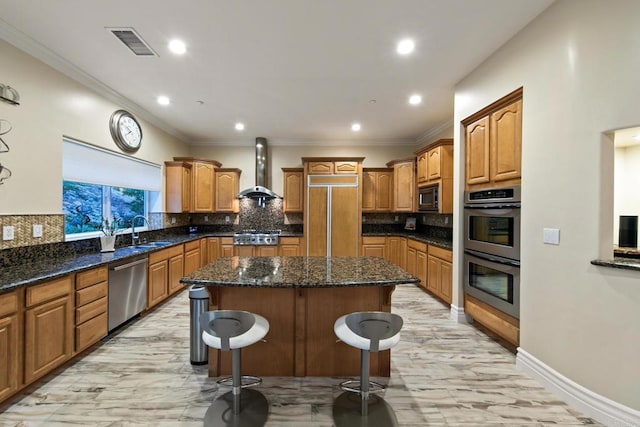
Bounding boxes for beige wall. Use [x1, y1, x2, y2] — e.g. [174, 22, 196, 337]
[0, 39, 190, 215]
[453, 0, 640, 410]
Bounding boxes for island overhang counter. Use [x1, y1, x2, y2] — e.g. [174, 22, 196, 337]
[180, 256, 419, 378]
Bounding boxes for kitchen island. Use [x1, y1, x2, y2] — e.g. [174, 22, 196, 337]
[181, 256, 419, 378]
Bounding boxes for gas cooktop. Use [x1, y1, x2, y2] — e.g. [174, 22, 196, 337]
[233, 229, 281, 246]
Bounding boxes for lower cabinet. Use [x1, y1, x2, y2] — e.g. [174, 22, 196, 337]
[361, 236, 387, 258]
[426, 245, 453, 304]
[184, 240, 202, 276]
[279, 237, 302, 256]
[220, 237, 234, 258]
[406, 239, 427, 289]
[24, 276, 74, 384]
[74, 266, 108, 353]
[0, 289, 21, 402]
[386, 236, 407, 270]
[148, 245, 185, 309]
[234, 246, 279, 256]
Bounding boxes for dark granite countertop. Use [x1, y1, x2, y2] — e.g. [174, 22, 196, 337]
[0, 233, 212, 293]
[362, 232, 452, 250]
[591, 258, 640, 271]
[0, 230, 443, 294]
[181, 256, 420, 288]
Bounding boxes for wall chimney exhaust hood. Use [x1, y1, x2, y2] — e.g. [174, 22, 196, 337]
[238, 137, 281, 206]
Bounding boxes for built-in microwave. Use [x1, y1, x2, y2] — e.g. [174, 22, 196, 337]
[418, 184, 439, 212]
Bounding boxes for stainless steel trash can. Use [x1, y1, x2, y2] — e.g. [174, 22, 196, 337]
[189, 285, 209, 365]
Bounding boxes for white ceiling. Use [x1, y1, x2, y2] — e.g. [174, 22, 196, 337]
[0, 0, 554, 146]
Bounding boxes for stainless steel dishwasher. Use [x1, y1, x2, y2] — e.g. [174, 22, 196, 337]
[108, 256, 148, 332]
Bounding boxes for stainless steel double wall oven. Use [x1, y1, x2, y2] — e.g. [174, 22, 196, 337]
[463, 185, 521, 319]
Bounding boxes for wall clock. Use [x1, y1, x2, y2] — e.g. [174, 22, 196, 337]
[109, 109, 142, 153]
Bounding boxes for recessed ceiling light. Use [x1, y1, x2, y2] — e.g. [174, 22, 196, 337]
[235, 122, 245, 131]
[351, 123, 361, 132]
[168, 39, 186, 55]
[396, 38, 415, 55]
[409, 94, 422, 105]
[157, 95, 170, 105]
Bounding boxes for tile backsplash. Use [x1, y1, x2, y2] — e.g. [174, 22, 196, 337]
[0, 214, 65, 250]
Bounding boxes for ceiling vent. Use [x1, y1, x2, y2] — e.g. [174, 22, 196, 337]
[108, 27, 157, 56]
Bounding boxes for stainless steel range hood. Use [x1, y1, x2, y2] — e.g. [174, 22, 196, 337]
[238, 137, 281, 202]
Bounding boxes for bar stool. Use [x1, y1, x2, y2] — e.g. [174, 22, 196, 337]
[333, 311, 403, 422]
[200, 310, 269, 426]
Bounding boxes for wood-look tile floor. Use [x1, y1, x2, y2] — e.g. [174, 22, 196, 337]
[0, 285, 599, 426]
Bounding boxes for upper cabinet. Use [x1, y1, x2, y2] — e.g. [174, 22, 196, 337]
[282, 168, 304, 213]
[463, 88, 522, 190]
[414, 139, 454, 214]
[305, 159, 362, 175]
[362, 168, 393, 212]
[165, 161, 192, 213]
[166, 157, 222, 213]
[215, 168, 241, 213]
[386, 158, 415, 212]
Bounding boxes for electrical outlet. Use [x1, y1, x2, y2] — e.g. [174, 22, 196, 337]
[394, 215, 399, 222]
[171, 217, 176, 224]
[33, 224, 43, 238]
[204, 215, 209, 222]
[422, 215, 426, 222]
[362, 216, 366, 222]
[3, 225, 15, 241]
[543, 228, 560, 245]
[445, 216, 449, 225]
[225, 215, 230, 224]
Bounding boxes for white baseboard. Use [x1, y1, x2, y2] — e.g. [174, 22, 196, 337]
[449, 304, 471, 323]
[516, 348, 640, 427]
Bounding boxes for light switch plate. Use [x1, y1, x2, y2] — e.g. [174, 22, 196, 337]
[33, 224, 43, 238]
[543, 228, 560, 245]
[3, 225, 15, 241]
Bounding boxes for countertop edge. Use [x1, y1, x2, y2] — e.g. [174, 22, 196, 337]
[591, 258, 640, 271]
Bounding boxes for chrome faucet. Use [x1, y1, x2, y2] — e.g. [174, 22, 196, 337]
[131, 215, 151, 246]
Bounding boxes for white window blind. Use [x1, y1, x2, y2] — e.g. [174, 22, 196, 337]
[63, 138, 161, 191]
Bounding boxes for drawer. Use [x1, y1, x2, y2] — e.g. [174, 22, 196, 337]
[279, 237, 301, 245]
[184, 240, 200, 252]
[428, 245, 452, 262]
[407, 239, 427, 252]
[362, 236, 386, 245]
[76, 266, 108, 290]
[0, 289, 19, 316]
[148, 245, 183, 264]
[76, 295, 107, 324]
[26, 276, 72, 308]
[76, 281, 108, 307]
[75, 311, 108, 353]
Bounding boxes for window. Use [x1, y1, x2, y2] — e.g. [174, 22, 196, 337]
[63, 181, 146, 236]
[62, 138, 161, 240]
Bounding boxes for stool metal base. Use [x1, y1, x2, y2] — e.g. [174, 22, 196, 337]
[204, 388, 268, 427]
[332, 391, 398, 427]
[217, 375, 262, 389]
[339, 379, 386, 395]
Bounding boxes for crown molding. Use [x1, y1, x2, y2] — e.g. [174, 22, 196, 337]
[0, 19, 189, 143]
[189, 138, 417, 147]
[415, 120, 454, 146]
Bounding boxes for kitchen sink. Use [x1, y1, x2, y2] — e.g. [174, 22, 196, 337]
[132, 241, 173, 249]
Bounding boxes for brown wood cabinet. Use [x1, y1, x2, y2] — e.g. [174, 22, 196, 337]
[426, 245, 453, 304]
[220, 237, 234, 258]
[406, 239, 427, 289]
[24, 276, 74, 384]
[415, 139, 454, 214]
[362, 168, 393, 212]
[184, 240, 201, 276]
[164, 161, 192, 213]
[234, 245, 279, 257]
[172, 157, 222, 213]
[148, 245, 185, 308]
[362, 236, 387, 258]
[387, 158, 415, 212]
[282, 168, 304, 213]
[463, 89, 522, 190]
[386, 236, 407, 270]
[279, 237, 303, 256]
[465, 294, 519, 346]
[74, 266, 108, 354]
[215, 168, 241, 213]
[0, 289, 21, 402]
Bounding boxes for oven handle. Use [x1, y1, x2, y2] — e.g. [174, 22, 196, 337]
[464, 203, 521, 209]
[464, 249, 521, 267]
